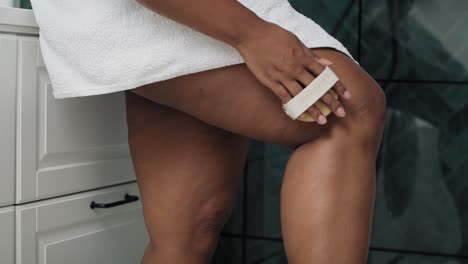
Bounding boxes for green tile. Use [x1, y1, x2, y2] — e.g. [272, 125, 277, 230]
[222, 173, 245, 234]
[362, 0, 468, 81]
[212, 237, 243, 264]
[289, 0, 359, 57]
[372, 83, 468, 255]
[246, 239, 286, 264]
[246, 156, 289, 237]
[247, 141, 292, 161]
[368, 250, 468, 263]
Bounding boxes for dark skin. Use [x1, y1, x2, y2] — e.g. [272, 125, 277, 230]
[136, 0, 351, 124]
[127, 1, 386, 263]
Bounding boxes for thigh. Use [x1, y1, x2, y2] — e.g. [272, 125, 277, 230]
[124, 91, 249, 246]
[129, 47, 385, 148]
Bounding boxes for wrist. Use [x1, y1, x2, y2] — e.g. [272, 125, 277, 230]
[230, 16, 271, 51]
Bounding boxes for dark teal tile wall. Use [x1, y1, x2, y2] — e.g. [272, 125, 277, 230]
[361, 0, 468, 81]
[368, 251, 468, 264]
[222, 171, 245, 234]
[246, 239, 287, 264]
[246, 154, 287, 238]
[217, 1, 468, 263]
[289, 0, 359, 58]
[371, 82, 468, 257]
[212, 237, 243, 264]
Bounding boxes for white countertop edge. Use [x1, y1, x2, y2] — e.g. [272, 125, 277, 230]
[0, 6, 38, 28]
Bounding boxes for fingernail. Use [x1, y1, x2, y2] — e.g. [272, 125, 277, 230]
[337, 107, 346, 117]
[318, 115, 327, 124]
[317, 57, 333, 66]
[344, 91, 351, 99]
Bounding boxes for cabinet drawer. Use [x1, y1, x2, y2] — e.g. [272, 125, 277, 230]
[0, 206, 14, 264]
[16, 182, 149, 264]
[16, 36, 136, 203]
[0, 34, 16, 207]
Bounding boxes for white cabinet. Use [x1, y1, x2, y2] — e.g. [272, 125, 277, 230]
[1, 7, 149, 264]
[15, 36, 137, 204]
[0, 206, 14, 264]
[0, 34, 16, 207]
[16, 182, 149, 264]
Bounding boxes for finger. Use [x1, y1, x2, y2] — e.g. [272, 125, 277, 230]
[295, 68, 335, 123]
[303, 50, 327, 77]
[304, 59, 352, 101]
[280, 77, 327, 124]
[279, 78, 304, 97]
[303, 50, 352, 100]
[307, 104, 328, 125]
[319, 91, 346, 117]
[296, 68, 342, 110]
[302, 45, 333, 66]
[295, 68, 315, 88]
[262, 77, 294, 105]
[333, 80, 352, 100]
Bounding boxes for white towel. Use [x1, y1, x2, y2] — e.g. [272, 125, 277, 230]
[29, 0, 358, 99]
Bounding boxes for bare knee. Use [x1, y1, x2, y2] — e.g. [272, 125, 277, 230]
[321, 81, 387, 156]
[146, 199, 232, 259]
[286, 82, 386, 151]
[141, 199, 233, 263]
[345, 82, 387, 148]
[191, 197, 233, 253]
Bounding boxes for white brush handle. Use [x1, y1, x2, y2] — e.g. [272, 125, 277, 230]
[282, 66, 339, 120]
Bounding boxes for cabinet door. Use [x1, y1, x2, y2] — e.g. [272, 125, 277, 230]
[0, 34, 16, 207]
[0, 206, 14, 264]
[16, 36, 136, 204]
[16, 182, 149, 264]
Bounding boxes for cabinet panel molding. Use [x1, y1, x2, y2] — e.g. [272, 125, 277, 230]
[16, 36, 136, 204]
[0, 33, 17, 207]
[0, 206, 14, 264]
[16, 182, 149, 264]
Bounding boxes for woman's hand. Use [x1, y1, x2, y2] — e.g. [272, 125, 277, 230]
[234, 21, 352, 124]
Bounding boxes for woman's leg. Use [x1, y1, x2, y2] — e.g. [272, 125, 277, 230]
[278, 50, 386, 264]
[125, 91, 250, 263]
[129, 47, 386, 263]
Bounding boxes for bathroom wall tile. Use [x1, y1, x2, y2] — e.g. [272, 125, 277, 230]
[263, 143, 292, 159]
[371, 82, 468, 255]
[362, 0, 468, 81]
[247, 140, 292, 161]
[290, 0, 359, 57]
[245, 81, 468, 257]
[247, 140, 266, 160]
[244, 245, 468, 264]
[20, 0, 32, 9]
[219, 241, 468, 264]
[245, 242, 468, 264]
[246, 239, 287, 264]
[222, 170, 245, 234]
[212, 237, 243, 264]
[246, 155, 290, 238]
[368, 250, 468, 264]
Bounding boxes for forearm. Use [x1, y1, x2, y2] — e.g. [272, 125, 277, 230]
[135, 0, 268, 49]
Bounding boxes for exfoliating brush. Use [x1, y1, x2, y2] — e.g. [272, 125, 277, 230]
[282, 66, 340, 122]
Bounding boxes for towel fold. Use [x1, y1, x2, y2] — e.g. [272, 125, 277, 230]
[29, 0, 357, 99]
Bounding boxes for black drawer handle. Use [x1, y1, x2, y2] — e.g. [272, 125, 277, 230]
[90, 193, 139, 209]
